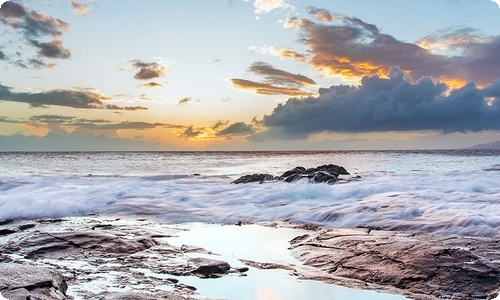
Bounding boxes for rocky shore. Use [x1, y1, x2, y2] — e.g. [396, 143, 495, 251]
[1, 216, 499, 300]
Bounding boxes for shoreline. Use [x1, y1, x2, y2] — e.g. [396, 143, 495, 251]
[1, 215, 499, 300]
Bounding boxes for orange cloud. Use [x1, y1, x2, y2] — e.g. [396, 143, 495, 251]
[282, 9, 500, 86]
[231, 79, 312, 96]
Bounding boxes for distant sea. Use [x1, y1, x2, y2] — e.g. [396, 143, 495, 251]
[1, 150, 500, 237]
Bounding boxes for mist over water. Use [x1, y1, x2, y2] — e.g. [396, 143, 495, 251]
[1, 150, 500, 237]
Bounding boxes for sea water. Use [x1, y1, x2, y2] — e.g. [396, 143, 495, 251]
[1, 150, 500, 237]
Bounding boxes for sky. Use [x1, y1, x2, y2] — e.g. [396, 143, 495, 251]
[0, 0, 500, 151]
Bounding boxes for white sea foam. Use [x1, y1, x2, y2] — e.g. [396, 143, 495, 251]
[1, 151, 500, 237]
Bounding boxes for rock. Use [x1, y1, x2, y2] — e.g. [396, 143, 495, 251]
[240, 259, 296, 271]
[0, 263, 68, 300]
[231, 173, 275, 184]
[0, 219, 14, 226]
[290, 228, 500, 300]
[0, 228, 17, 236]
[190, 257, 231, 275]
[232, 164, 350, 184]
[279, 164, 350, 184]
[5, 231, 156, 259]
[93, 291, 197, 300]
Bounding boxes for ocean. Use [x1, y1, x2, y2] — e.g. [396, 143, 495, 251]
[1, 150, 500, 237]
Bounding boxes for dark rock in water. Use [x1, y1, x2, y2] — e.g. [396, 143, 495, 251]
[0, 263, 68, 300]
[232, 164, 350, 184]
[0, 228, 17, 236]
[231, 173, 276, 184]
[0, 219, 14, 226]
[279, 164, 349, 183]
[190, 257, 231, 275]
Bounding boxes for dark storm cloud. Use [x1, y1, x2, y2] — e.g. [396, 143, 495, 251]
[0, 84, 147, 110]
[0, 1, 72, 67]
[250, 67, 500, 141]
[131, 60, 166, 80]
[284, 8, 500, 85]
[216, 122, 255, 136]
[0, 50, 6, 60]
[231, 62, 316, 96]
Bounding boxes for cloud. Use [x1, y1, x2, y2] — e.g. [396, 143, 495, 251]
[231, 62, 316, 96]
[140, 82, 163, 88]
[282, 8, 500, 86]
[492, 0, 500, 8]
[212, 120, 229, 130]
[248, 61, 316, 86]
[250, 67, 500, 141]
[270, 47, 308, 62]
[178, 97, 192, 105]
[248, 0, 294, 14]
[216, 122, 255, 136]
[231, 79, 311, 96]
[0, 1, 71, 67]
[71, 0, 95, 16]
[29, 39, 71, 58]
[305, 6, 335, 22]
[415, 27, 488, 53]
[25, 114, 183, 130]
[0, 1, 69, 38]
[0, 132, 166, 151]
[0, 84, 147, 110]
[131, 60, 166, 80]
[0, 115, 21, 124]
[180, 126, 203, 138]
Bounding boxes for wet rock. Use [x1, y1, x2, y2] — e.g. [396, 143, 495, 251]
[190, 257, 231, 275]
[231, 173, 276, 184]
[0, 263, 68, 300]
[232, 164, 350, 184]
[240, 259, 296, 271]
[0, 228, 17, 236]
[0, 219, 14, 226]
[279, 164, 350, 184]
[93, 291, 197, 300]
[6, 231, 156, 259]
[290, 228, 500, 300]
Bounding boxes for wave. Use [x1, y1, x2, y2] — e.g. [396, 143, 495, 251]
[1, 171, 500, 237]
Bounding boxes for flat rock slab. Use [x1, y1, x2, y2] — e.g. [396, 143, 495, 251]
[0, 263, 68, 300]
[9, 231, 157, 259]
[289, 228, 500, 300]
